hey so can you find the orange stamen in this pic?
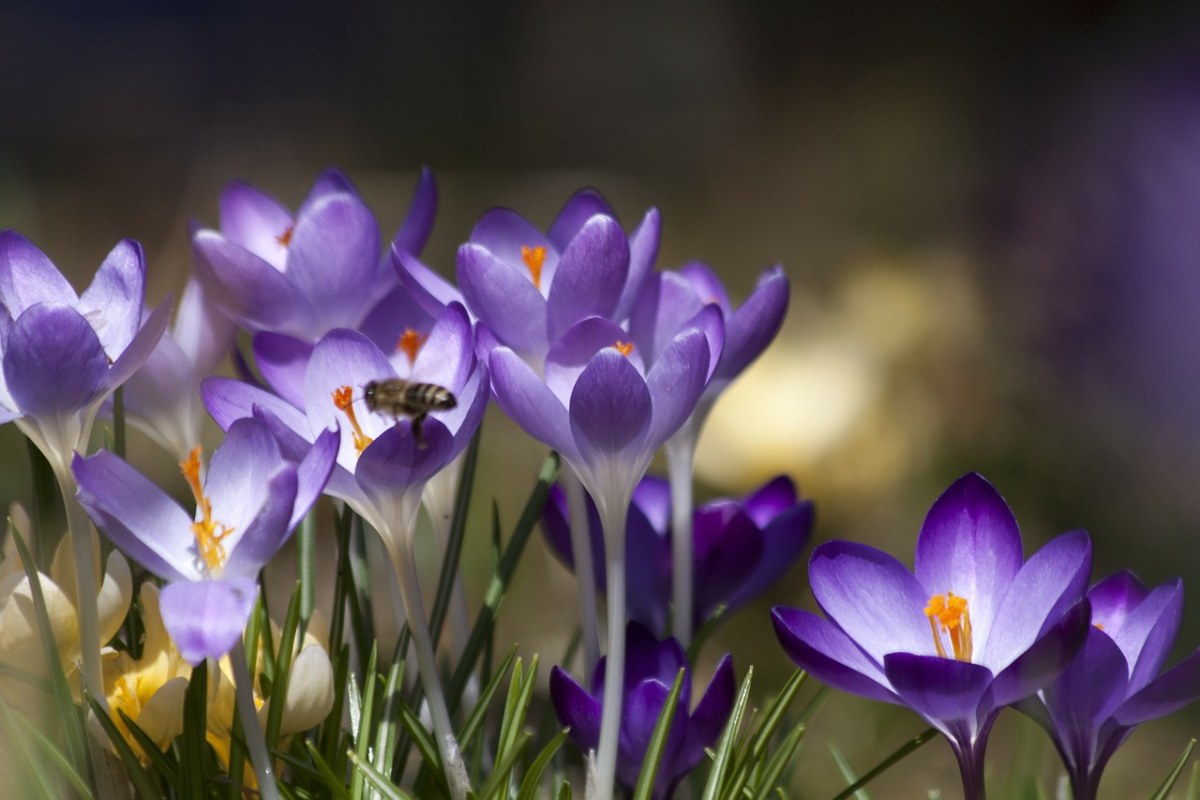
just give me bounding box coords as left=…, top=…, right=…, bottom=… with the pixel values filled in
left=333, top=385, right=374, bottom=455
left=924, top=591, right=973, bottom=662
left=396, top=328, right=425, bottom=366
left=521, top=245, right=547, bottom=290
left=276, top=226, right=294, bottom=247
left=614, top=341, right=634, bottom=357
left=180, top=447, right=235, bottom=573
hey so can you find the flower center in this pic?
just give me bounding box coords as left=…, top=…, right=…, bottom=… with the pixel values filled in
left=924, top=591, right=973, bottom=661
left=333, top=385, right=374, bottom=455
left=613, top=340, right=634, bottom=357
left=276, top=225, right=294, bottom=247
left=396, top=327, right=426, bottom=367
left=181, top=447, right=235, bottom=574
left=521, top=245, right=546, bottom=290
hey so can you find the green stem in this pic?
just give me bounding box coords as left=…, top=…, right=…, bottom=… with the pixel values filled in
left=562, top=466, right=601, bottom=671
left=593, top=494, right=630, bottom=800
left=664, top=431, right=697, bottom=646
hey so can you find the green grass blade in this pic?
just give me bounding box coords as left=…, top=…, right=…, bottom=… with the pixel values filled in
left=85, top=695, right=169, bottom=799
left=3, top=697, right=93, bottom=797
left=297, top=507, right=318, bottom=625
left=632, top=668, right=686, bottom=800
left=829, top=743, right=870, bottom=800
left=397, top=704, right=450, bottom=798
left=347, top=748, right=417, bottom=800
left=1187, top=758, right=1200, bottom=800
left=373, top=656, right=406, bottom=784
left=828, top=727, right=938, bottom=800
left=516, top=728, right=569, bottom=800
left=0, top=700, right=60, bottom=800
left=181, top=659, right=210, bottom=800
left=701, top=666, right=753, bottom=800
left=304, top=739, right=352, bottom=800
left=264, top=583, right=304, bottom=747
left=117, top=708, right=182, bottom=793
left=1150, top=737, right=1197, bottom=800
left=349, top=645, right=378, bottom=800
left=458, top=646, right=519, bottom=754
left=750, top=722, right=807, bottom=800
left=479, top=730, right=532, bottom=800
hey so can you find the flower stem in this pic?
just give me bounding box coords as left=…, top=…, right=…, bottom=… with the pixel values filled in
left=230, top=640, right=280, bottom=800
left=563, top=466, right=601, bottom=672
left=665, top=431, right=697, bottom=646
left=593, top=496, right=629, bottom=800
left=953, top=735, right=989, bottom=800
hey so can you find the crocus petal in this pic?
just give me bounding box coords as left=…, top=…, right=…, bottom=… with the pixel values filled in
left=545, top=316, right=640, bottom=406
left=569, top=349, right=652, bottom=464
left=770, top=606, right=897, bottom=703
left=692, top=503, right=762, bottom=619
left=809, top=540, right=932, bottom=660
left=620, top=678, right=685, bottom=792
left=201, top=376, right=311, bottom=437
left=286, top=192, right=382, bottom=333
left=261, top=645, right=335, bottom=735
left=645, top=321, right=716, bottom=445
left=193, top=231, right=305, bottom=331
left=884, top=652, right=995, bottom=735
left=680, top=654, right=736, bottom=765
left=137, top=676, right=189, bottom=748
left=218, top=181, right=293, bottom=263
left=469, top=208, right=559, bottom=289
left=457, top=243, right=547, bottom=360
left=630, top=272, right=706, bottom=368
left=393, top=249, right=465, bottom=318
left=915, top=473, right=1024, bottom=657
left=1114, top=648, right=1200, bottom=726
left=159, top=578, right=258, bottom=665
left=979, top=530, right=1091, bottom=668
left=355, top=422, right=452, bottom=512
left=101, top=300, right=172, bottom=397
left=989, top=598, right=1091, bottom=706
left=204, top=417, right=285, bottom=532
left=546, top=215, right=629, bottom=342
left=96, top=550, right=134, bottom=647
left=1087, top=571, right=1150, bottom=627
left=287, top=424, right=339, bottom=530
left=222, top=467, right=299, bottom=580
left=77, top=239, right=145, bottom=357
left=391, top=166, right=438, bottom=256
left=678, top=263, right=732, bottom=315
left=550, top=665, right=601, bottom=750
left=411, top=302, right=473, bottom=390
left=632, top=476, right=672, bottom=532
left=0, top=231, right=77, bottom=314
left=547, top=189, right=616, bottom=252
left=4, top=304, right=108, bottom=416
left=715, top=265, right=790, bottom=381
left=299, top=168, right=358, bottom=209
left=253, top=333, right=313, bottom=409
left=1118, top=580, right=1182, bottom=693
left=726, top=500, right=814, bottom=610
left=1037, top=628, right=1130, bottom=747
left=72, top=451, right=195, bottom=582
left=745, top=476, right=799, bottom=524
left=489, top=347, right=578, bottom=461
left=614, top=208, right=660, bottom=322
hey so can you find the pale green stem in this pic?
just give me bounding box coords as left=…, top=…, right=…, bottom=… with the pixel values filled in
left=562, top=466, right=601, bottom=672
left=664, top=431, right=697, bottom=646
left=593, top=497, right=629, bottom=800
left=389, top=518, right=470, bottom=800
left=229, top=641, right=280, bottom=800
left=427, top=509, right=471, bottom=661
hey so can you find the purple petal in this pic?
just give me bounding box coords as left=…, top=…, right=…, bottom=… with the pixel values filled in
left=692, top=502, right=763, bottom=620
left=644, top=322, right=715, bottom=446
left=569, top=349, right=652, bottom=463
left=632, top=475, right=672, bottom=533
left=489, top=347, right=577, bottom=460
left=1115, top=579, right=1182, bottom=693
left=550, top=665, right=601, bottom=750
left=744, top=476, right=799, bottom=526
left=546, top=216, right=630, bottom=342
left=171, top=277, right=236, bottom=376
left=204, top=417, right=285, bottom=535
left=299, top=168, right=359, bottom=210
left=218, top=181, right=293, bottom=265
left=1088, top=571, right=1150, bottom=627
left=726, top=500, right=814, bottom=610
left=1038, top=628, right=1130, bottom=749
left=355, top=421, right=452, bottom=508
left=915, top=473, right=1024, bottom=656
left=544, top=316, right=638, bottom=406
left=159, top=577, right=258, bottom=665
left=72, top=450, right=194, bottom=582
left=771, top=606, right=897, bottom=703
left=626, top=500, right=670, bottom=634
left=223, top=466, right=299, bottom=580
left=253, top=332, right=313, bottom=409
left=620, top=678, right=686, bottom=793
left=629, top=272, right=707, bottom=368
left=285, top=192, right=381, bottom=332
left=809, top=540, right=932, bottom=660
left=884, top=652, right=995, bottom=734
left=303, top=328, right=397, bottom=463
left=681, top=654, right=735, bottom=765
left=410, top=302, right=474, bottom=390
left=439, top=361, right=489, bottom=459
left=1115, top=648, right=1200, bottom=726
left=541, top=484, right=606, bottom=590
left=678, top=263, right=732, bottom=315
left=990, top=598, right=1092, bottom=706
left=614, top=208, right=660, bottom=322
left=980, top=530, right=1091, bottom=668
left=393, top=249, right=464, bottom=318
left=547, top=189, right=616, bottom=252
left=4, top=304, right=107, bottom=416
left=715, top=265, right=790, bottom=382
left=201, top=376, right=311, bottom=437
left=0, top=231, right=77, bottom=315
left=469, top=207, right=559, bottom=288
left=391, top=166, right=438, bottom=256
left=358, top=283, right=435, bottom=357
left=101, top=300, right=171, bottom=396
left=77, top=239, right=145, bottom=358
left=192, top=230, right=303, bottom=331
left=623, top=622, right=688, bottom=693
left=457, top=243, right=547, bottom=361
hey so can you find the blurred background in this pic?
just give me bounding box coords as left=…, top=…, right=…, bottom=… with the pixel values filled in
left=3, top=1, right=1200, bottom=795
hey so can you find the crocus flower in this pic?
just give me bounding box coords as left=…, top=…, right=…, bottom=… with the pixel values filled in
left=449, top=188, right=660, bottom=368
left=543, top=475, right=813, bottom=637
left=772, top=473, right=1093, bottom=799
left=1017, top=572, right=1200, bottom=800
left=72, top=414, right=337, bottom=664
left=550, top=622, right=734, bottom=800
left=192, top=168, right=435, bottom=340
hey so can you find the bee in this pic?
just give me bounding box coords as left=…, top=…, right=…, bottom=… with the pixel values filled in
left=363, top=378, right=457, bottom=448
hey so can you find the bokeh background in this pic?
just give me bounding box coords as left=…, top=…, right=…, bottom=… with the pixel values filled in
left=3, top=1, right=1200, bottom=796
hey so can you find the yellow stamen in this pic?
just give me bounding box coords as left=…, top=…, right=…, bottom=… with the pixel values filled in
left=924, top=591, right=973, bottom=662
left=396, top=328, right=425, bottom=366
left=521, top=245, right=547, bottom=290
left=276, top=225, right=294, bottom=247
left=614, top=340, right=634, bottom=357
left=181, top=447, right=235, bottom=573
left=333, top=386, right=374, bottom=455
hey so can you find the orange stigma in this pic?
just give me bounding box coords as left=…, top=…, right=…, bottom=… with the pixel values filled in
left=333, top=385, right=374, bottom=455
left=521, top=245, right=546, bottom=290
left=276, top=225, right=294, bottom=247
left=396, top=328, right=425, bottom=366
left=924, top=591, right=973, bottom=662
left=613, top=341, right=634, bottom=357
left=180, top=447, right=235, bottom=573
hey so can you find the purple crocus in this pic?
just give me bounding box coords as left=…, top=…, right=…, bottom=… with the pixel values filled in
left=550, top=622, right=734, bottom=800
left=72, top=414, right=337, bottom=664
left=192, top=168, right=435, bottom=340
left=543, top=475, right=813, bottom=637
left=772, top=474, right=1093, bottom=799
left=1017, top=572, right=1200, bottom=800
